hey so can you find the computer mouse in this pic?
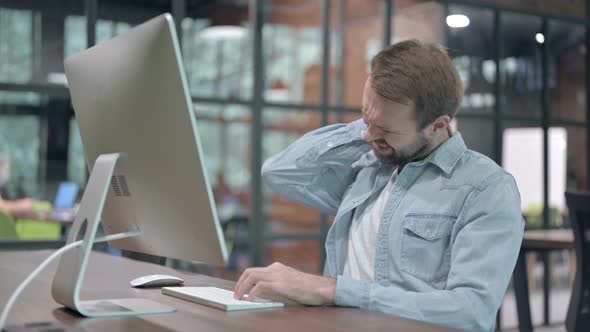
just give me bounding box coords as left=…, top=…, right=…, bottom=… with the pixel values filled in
left=130, top=274, right=185, bottom=288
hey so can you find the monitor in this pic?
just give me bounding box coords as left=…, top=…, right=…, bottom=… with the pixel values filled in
left=51, top=13, right=228, bottom=318
left=53, top=182, right=79, bottom=210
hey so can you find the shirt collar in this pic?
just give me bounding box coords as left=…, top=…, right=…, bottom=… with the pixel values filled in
left=415, top=131, right=467, bottom=175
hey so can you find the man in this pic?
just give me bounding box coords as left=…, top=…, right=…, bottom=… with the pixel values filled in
left=234, top=40, right=524, bottom=331
left=0, top=149, right=35, bottom=220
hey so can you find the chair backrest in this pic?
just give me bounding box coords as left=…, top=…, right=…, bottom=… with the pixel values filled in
left=0, top=209, right=19, bottom=240
left=565, top=191, right=590, bottom=332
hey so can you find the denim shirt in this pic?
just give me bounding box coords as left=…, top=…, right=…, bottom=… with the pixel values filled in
left=261, top=119, right=525, bottom=332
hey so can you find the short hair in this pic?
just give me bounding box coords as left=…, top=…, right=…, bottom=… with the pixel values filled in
left=370, top=39, right=463, bottom=129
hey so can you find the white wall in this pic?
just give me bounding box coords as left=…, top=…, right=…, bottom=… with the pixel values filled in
left=502, top=127, right=567, bottom=212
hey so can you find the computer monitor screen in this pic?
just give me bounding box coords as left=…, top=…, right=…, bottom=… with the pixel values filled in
left=53, top=182, right=79, bottom=210
left=64, top=13, right=227, bottom=266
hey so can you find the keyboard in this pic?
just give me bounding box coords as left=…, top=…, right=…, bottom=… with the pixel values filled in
left=162, top=286, right=284, bottom=312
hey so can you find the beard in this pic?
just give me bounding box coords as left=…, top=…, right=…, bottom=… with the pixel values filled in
left=372, top=133, right=431, bottom=166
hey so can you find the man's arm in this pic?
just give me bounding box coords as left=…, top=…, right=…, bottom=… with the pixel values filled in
left=234, top=172, right=523, bottom=331
left=0, top=197, right=35, bottom=219
left=335, top=172, right=524, bottom=331
left=262, top=118, right=370, bottom=215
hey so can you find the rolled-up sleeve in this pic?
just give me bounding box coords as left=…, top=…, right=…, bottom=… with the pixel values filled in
left=262, top=119, right=370, bottom=215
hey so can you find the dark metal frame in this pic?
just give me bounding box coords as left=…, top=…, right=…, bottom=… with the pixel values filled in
left=85, top=0, right=97, bottom=48
left=382, top=0, right=393, bottom=48
left=171, top=0, right=184, bottom=45
left=319, top=0, right=331, bottom=271
left=335, top=0, right=346, bottom=124
left=586, top=0, right=590, bottom=193
left=493, top=10, right=502, bottom=165
left=440, top=0, right=586, bottom=25
left=250, top=0, right=265, bottom=266
left=540, top=18, right=552, bottom=326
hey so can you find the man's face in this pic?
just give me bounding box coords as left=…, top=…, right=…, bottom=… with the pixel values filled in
left=361, top=78, right=431, bottom=165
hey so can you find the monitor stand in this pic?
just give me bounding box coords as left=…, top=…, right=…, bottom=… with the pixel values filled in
left=51, top=153, right=175, bottom=317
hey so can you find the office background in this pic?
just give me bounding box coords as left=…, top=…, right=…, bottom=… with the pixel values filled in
left=0, top=1, right=588, bottom=325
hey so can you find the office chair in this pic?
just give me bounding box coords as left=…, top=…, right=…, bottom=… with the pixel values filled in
left=564, top=191, right=590, bottom=332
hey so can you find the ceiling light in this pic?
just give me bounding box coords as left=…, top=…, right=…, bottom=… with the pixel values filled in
left=200, top=26, right=247, bottom=41
left=446, top=15, right=470, bottom=28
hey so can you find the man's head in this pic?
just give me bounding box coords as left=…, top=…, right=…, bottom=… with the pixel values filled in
left=362, top=39, right=463, bottom=165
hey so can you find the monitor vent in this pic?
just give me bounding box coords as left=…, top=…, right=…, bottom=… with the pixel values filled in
left=111, top=175, right=131, bottom=197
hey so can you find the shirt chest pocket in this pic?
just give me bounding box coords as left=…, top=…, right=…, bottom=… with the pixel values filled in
left=400, top=214, right=456, bottom=284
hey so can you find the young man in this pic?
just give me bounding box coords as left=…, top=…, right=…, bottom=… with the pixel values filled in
left=0, top=149, right=35, bottom=220
left=234, top=40, right=524, bottom=331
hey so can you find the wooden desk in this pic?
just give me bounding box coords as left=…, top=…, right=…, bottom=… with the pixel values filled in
left=0, top=250, right=457, bottom=332
left=522, top=229, right=574, bottom=250
left=514, top=229, right=574, bottom=332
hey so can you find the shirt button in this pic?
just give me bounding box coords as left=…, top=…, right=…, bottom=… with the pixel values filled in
left=353, top=200, right=358, bottom=205
left=327, top=142, right=334, bottom=147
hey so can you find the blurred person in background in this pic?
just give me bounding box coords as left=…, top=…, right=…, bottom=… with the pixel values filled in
left=0, top=148, right=35, bottom=219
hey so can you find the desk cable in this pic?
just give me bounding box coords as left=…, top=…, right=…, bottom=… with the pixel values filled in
left=0, top=230, right=142, bottom=330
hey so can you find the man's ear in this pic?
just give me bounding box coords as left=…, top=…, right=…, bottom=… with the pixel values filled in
left=429, top=115, right=451, bottom=136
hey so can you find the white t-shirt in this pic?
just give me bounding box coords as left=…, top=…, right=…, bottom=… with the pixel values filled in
left=343, top=169, right=398, bottom=281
